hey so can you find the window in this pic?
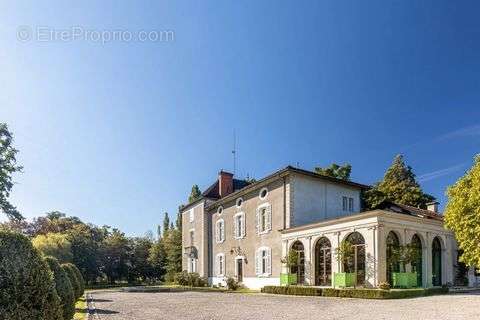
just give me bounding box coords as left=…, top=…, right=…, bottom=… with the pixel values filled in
left=236, top=197, right=244, bottom=208
left=189, top=229, right=195, bottom=245
left=216, top=253, right=225, bottom=276
left=259, top=187, right=268, bottom=200
left=342, top=196, right=354, bottom=212
left=188, top=257, right=196, bottom=273
left=217, top=206, right=223, bottom=215
left=189, top=209, right=194, bottom=222
left=215, top=219, right=225, bottom=243
left=255, top=247, right=271, bottom=276
left=256, top=203, right=272, bottom=234
left=234, top=212, right=245, bottom=239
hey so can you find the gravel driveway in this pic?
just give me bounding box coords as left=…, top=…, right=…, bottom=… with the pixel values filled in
left=87, top=290, right=480, bottom=320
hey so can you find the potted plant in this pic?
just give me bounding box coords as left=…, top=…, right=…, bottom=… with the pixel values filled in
left=391, top=244, right=420, bottom=288
left=333, top=241, right=356, bottom=288
left=280, top=250, right=299, bottom=285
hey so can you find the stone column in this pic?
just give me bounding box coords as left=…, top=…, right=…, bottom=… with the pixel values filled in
left=281, top=239, right=289, bottom=275
left=424, top=232, right=432, bottom=288
left=331, top=232, right=341, bottom=287
left=376, top=225, right=387, bottom=285
left=363, top=228, right=376, bottom=288
left=303, top=237, right=312, bottom=285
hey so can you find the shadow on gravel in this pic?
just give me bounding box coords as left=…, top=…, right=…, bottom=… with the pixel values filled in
left=90, top=298, right=113, bottom=302
left=94, top=309, right=119, bottom=315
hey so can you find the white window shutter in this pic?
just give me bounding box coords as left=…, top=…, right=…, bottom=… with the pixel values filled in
left=265, top=205, right=272, bottom=231
left=241, top=215, right=245, bottom=237
left=215, top=222, right=219, bottom=242
left=234, top=216, right=238, bottom=238
left=266, top=248, right=272, bottom=275
left=255, top=208, right=260, bottom=234
left=255, top=250, right=261, bottom=275
left=215, top=255, right=219, bottom=275
left=221, top=221, right=225, bottom=241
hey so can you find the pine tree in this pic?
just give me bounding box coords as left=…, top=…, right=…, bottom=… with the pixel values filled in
left=188, top=185, right=202, bottom=203
left=364, top=155, right=435, bottom=209
left=162, top=212, right=170, bottom=237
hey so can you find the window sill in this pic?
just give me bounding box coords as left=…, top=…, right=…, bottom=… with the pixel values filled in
left=257, top=230, right=271, bottom=235
left=234, top=236, right=246, bottom=240
left=256, top=274, right=271, bottom=278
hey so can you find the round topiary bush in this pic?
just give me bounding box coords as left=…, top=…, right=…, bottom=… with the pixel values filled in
left=62, top=263, right=81, bottom=300
left=0, top=230, right=62, bottom=320
left=71, top=264, right=85, bottom=296
left=45, top=256, right=75, bottom=320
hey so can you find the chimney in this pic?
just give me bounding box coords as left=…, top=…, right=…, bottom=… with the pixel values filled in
left=427, top=201, right=439, bottom=213
left=218, top=170, right=234, bottom=198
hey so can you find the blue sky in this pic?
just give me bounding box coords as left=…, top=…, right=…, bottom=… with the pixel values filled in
left=1, top=1, right=479, bottom=236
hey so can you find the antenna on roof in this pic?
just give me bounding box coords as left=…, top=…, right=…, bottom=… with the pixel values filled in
left=232, top=129, right=237, bottom=175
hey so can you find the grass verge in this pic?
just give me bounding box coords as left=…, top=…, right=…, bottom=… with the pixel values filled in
left=73, top=296, right=88, bottom=320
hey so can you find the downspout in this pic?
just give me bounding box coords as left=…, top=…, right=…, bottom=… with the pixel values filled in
left=283, top=176, right=287, bottom=230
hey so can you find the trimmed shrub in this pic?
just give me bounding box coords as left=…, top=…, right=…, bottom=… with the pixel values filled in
left=45, top=256, right=75, bottom=320
left=0, top=230, right=62, bottom=320
left=174, top=271, right=207, bottom=287
left=261, top=286, right=323, bottom=296
left=62, top=263, right=81, bottom=299
left=262, top=286, right=449, bottom=299
left=70, top=264, right=85, bottom=296
left=226, top=277, right=239, bottom=291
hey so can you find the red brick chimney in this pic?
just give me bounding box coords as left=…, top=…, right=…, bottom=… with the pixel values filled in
left=218, top=170, right=234, bottom=198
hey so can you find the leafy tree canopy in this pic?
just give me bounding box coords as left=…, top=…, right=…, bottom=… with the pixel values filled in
left=188, top=184, right=202, bottom=203
left=363, top=155, right=435, bottom=209
left=32, top=232, right=73, bottom=263
left=315, top=163, right=352, bottom=181
left=445, top=155, right=480, bottom=267
left=0, top=123, right=23, bottom=220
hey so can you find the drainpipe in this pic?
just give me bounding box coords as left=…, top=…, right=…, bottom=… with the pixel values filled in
left=283, top=177, right=287, bottom=230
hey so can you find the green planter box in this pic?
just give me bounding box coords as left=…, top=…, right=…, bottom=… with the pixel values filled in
left=392, top=272, right=417, bottom=288
left=333, top=273, right=356, bottom=288
left=280, top=273, right=297, bottom=286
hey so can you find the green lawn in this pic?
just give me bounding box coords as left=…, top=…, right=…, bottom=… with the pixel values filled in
left=73, top=296, right=88, bottom=320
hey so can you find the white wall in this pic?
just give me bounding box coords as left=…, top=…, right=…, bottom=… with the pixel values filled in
left=291, top=173, right=362, bottom=226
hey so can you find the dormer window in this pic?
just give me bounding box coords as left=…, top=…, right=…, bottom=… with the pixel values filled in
left=236, top=197, right=244, bottom=208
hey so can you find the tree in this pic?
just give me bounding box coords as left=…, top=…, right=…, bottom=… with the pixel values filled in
left=444, top=155, right=480, bottom=267
left=163, top=227, right=182, bottom=282
left=129, top=237, right=154, bottom=282
left=162, top=212, right=170, bottom=237
left=188, top=184, right=202, bottom=203
left=44, top=256, right=75, bottom=320
left=0, top=231, right=62, bottom=320
left=32, top=232, right=73, bottom=263
left=0, top=123, right=23, bottom=220
left=315, top=163, right=352, bottom=180
left=99, top=228, right=130, bottom=284
left=363, top=155, right=435, bottom=209
left=148, top=238, right=167, bottom=280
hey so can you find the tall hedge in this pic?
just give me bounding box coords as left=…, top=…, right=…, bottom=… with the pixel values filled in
left=45, top=256, right=75, bottom=320
left=70, top=264, right=85, bottom=296
left=62, top=263, right=81, bottom=300
left=0, top=231, right=62, bottom=320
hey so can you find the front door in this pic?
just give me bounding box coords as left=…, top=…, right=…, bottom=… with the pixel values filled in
left=236, top=259, right=243, bottom=282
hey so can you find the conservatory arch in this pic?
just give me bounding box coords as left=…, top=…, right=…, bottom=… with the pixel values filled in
left=410, top=234, right=423, bottom=287
left=386, top=231, right=400, bottom=285
left=314, top=237, right=332, bottom=286
left=432, top=237, right=443, bottom=286
left=290, top=240, right=305, bottom=284
left=343, top=232, right=366, bottom=286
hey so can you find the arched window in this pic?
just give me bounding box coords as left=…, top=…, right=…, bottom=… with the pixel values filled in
left=411, top=234, right=423, bottom=287
left=344, top=232, right=366, bottom=286
left=290, top=241, right=305, bottom=284
left=315, top=237, right=332, bottom=286
left=432, top=237, right=442, bottom=286
left=386, top=231, right=400, bottom=285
